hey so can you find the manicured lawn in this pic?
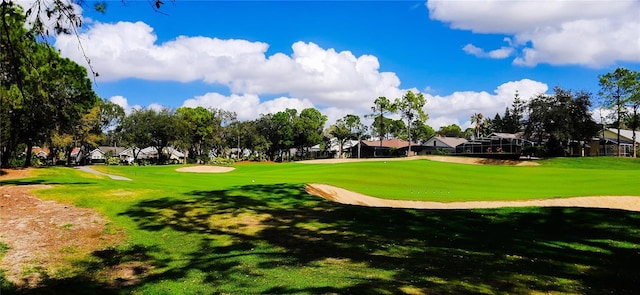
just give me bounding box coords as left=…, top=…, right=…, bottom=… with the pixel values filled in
left=1, top=157, right=640, bottom=294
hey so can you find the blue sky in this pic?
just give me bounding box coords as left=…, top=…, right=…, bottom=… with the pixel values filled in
left=31, top=0, right=640, bottom=128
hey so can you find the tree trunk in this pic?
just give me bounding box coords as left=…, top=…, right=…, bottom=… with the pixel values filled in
left=407, top=119, right=411, bottom=156
left=358, top=135, right=362, bottom=159
left=633, top=130, right=637, bottom=158
left=23, top=141, right=33, bottom=167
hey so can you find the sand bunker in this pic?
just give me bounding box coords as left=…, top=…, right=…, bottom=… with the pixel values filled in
left=176, top=166, right=235, bottom=173
left=299, top=155, right=539, bottom=166
left=306, top=184, right=640, bottom=212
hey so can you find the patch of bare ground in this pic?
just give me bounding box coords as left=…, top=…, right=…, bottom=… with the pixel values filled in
left=306, top=184, right=640, bottom=212
left=0, top=168, right=34, bottom=180
left=0, top=169, right=136, bottom=289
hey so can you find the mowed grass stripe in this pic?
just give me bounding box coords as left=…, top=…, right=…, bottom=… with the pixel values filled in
left=88, top=158, right=640, bottom=202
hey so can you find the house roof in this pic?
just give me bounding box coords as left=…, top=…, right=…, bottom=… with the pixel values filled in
left=70, top=147, right=81, bottom=156
left=488, top=132, right=521, bottom=139
left=90, top=148, right=105, bottom=155
left=311, top=138, right=359, bottom=152
left=362, top=138, right=410, bottom=149
left=164, top=147, right=185, bottom=158
left=32, top=146, right=50, bottom=157
left=98, top=146, right=126, bottom=155
left=428, top=136, right=467, bottom=148
left=606, top=128, right=640, bottom=143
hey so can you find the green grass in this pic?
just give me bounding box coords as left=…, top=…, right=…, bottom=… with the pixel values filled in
left=1, top=157, right=640, bottom=294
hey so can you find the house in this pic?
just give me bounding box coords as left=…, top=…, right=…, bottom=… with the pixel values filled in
left=98, top=146, right=126, bottom=158
left=350, top=138, right=411, bottom=158
left=422, top=136, right=468, bottom=154
left=455, top=132, right=530, bottom=159
left=119, top=147, right=148, bottom=164
left=590, top=128, right=640, bottom=156
left=69, top=147, right=84, bottom=165
left=310, top=138, right=359, bottom=158
left=164, top=147, right=185, bottom=163
left=88, top=148, right=106, bottom=163
left=119, top=146, right=185, bottom=164
left=31, top=146, right=50, bottom=160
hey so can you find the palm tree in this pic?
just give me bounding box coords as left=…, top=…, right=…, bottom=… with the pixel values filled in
left=471, top=113, right=484, bottom=139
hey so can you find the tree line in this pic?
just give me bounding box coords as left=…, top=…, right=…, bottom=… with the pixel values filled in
left=3, top=2, right=639, bottom=167
left=467, top=68, right=639, bottom=157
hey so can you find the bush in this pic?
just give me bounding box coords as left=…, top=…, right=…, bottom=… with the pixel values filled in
left=210, top=157, right=235, bottom=166
left=434, top=148, right=449, bottom=155
left=107, top=157, right=121, bottom=166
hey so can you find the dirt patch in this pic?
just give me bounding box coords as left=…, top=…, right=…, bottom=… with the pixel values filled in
left=0, top=173, right=127, bottom=288
left=176, top=165, right=236, bottom=173
left=298, top=155, right=539, bottom=166
left=306, top=183, right=640, bottom=212
left=0, top=168, right=34, bottom=180
left=426, top=155, right=539, bottom=166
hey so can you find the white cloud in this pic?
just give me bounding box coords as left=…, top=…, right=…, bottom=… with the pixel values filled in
left=463, top=43, right=514, bottom=59
left=424, top=79, right=549, bottom=129
left=54, top=16, right=558, bottom=132
left=55, top=21, right=402, bottom=110
left=427, top=0, right=640, bottom=67
left=182, top=93, right=316, bottom=121
left=109, top=95, right=141, bottom=114
left=147, top=103, right=165, bottom=112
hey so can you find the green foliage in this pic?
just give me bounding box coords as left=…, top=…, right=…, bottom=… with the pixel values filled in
left=0, top=3, right=99, bottom=168
left=524, top=87, right=598, bottom=156
left=437, top=124, right=463, bottom=137
left=210, top=157, right=235, bottom=166
left=106, top=156, right=121, bottom=166
left=368, top=96, right=395, bottom=141
left=599, top=67, right=638, bottom=126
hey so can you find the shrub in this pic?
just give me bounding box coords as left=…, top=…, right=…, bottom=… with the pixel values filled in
left=107, top=157, right=121, bottom=166
left=210, top=157, right=235, bottom=166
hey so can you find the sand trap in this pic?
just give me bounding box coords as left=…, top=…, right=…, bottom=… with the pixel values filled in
left=176, top=166, right=235, bottom=173
left=306, top=183, right=640, bottom=212
left=298, top=155, right=539, bottom=166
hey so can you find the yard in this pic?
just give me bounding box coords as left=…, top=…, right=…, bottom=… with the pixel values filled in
left=1, top=156, right=640, bottom=294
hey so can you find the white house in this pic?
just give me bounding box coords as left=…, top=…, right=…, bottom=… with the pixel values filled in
left=310, top=138, right=359, bottom=158
left=423, top=136, right=468, bottom=153
left=591, top=128, right=640, bottom=156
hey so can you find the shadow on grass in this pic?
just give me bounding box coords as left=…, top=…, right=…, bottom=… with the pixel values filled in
left=0, top=179, right=95, bottom=186
left=4, top=183, right=640, bottom=294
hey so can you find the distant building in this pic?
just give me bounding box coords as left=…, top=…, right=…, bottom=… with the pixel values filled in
left=456, top=132, right=531, bottom=159
left=422, top=136, right=468, bottom=154
left=590, top=128, right=640, bottom=156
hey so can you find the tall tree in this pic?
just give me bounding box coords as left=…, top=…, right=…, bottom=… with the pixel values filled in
left=395, top=91, right=427, bottom=155
left=120, top=109, right=155, bottom=162
left=368, top=96, right=395, bottom=147
left=1, top=3, right=98, bottom=167
left=329, top=120, right=351, bottom=159
left=437, top=124, right=463, bottom=137
left=470, top=113, right=484, bottom=139
left=271, top=109, right=297, bottom=161
left=524, top=87, right=598, bottom=156
left=149, top=108, right=179, bottom=163
left=618, top=70, right=640, bottom=157
left=504, top=91, right=525, bottom=133
left=343, top=114, right=368, bottom=158
left=295, top=108, right=327, bottom=157
left=175, top=106, right=215, bottom=162
left=599, top=67, right=638, bottom=156
left=410, top=120, right=435, bottom=144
